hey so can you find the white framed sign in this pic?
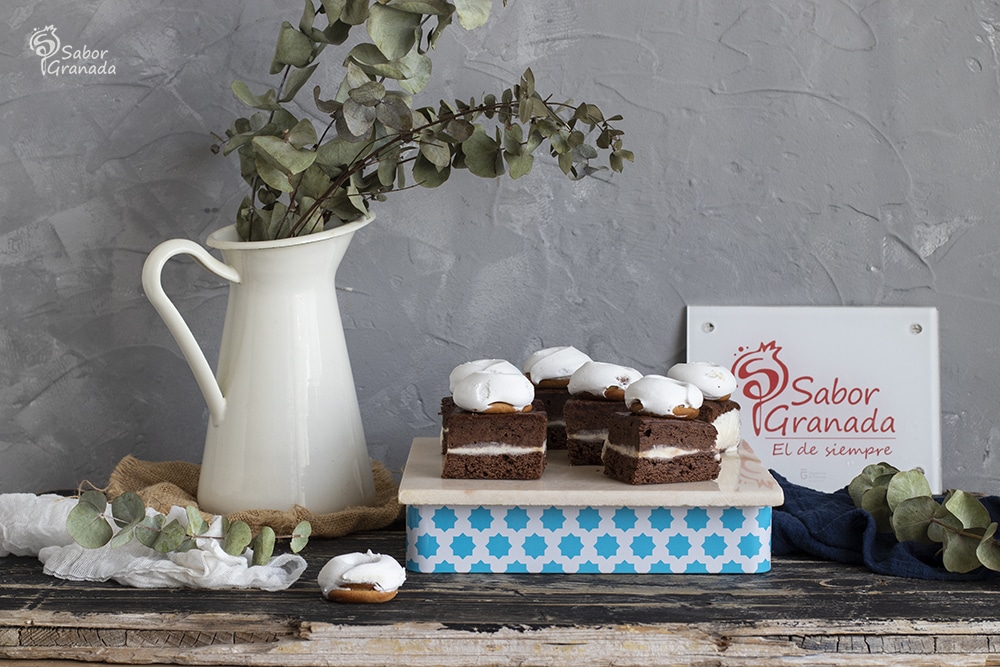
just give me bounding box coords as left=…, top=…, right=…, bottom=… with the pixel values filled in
left=686, top=306, right=941, bottom=493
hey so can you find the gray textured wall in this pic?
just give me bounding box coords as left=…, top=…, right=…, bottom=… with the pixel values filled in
left=2, top=1, right=999, bottom=494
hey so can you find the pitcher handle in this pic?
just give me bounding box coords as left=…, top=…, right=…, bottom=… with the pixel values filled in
left=141, top=239, right=241, bottom=427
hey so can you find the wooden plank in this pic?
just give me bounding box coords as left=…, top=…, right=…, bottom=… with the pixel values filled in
left=4, top=530, right=1000, bottom=664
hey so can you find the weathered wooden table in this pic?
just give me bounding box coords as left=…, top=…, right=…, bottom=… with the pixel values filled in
left=2, top=527, right=999, bottom=666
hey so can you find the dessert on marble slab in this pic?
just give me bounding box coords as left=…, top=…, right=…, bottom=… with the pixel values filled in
left=520, top=346, right=592, bottom=450
left=563, top=361, right=642, bottom=466
left=440, top=360, right=547, bottom=480
left=667, top=361, right=742, bottom=452
left=603, top=374, right=721, bottom=485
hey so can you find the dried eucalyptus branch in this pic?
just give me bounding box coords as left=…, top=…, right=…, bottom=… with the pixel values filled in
left=849, top=462, right=1000, bottom=573
left=213, top=0, right=632, bottom=241
left=66, top=490, right=311, bottom=566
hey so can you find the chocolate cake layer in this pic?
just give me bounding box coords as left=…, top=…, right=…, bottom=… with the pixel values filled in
left=440, top=399, right=547, bottom=479
left=606, top=413, right=718, bottom=453
left=602, top=446, right=720, bottom=485
left=533, top=386, right=570, bottom=450
left=441, top=451, right=546, bottom=480
left=564, top=398, right=628, bottom=466
left=603, top=412, right=720, bottom=485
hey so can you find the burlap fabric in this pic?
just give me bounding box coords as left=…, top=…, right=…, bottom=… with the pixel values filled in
left=106, top=456, right=403, bottom=537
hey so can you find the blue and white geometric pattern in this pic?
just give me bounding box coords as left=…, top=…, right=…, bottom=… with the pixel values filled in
left=406, top=504, right=772, bottom=574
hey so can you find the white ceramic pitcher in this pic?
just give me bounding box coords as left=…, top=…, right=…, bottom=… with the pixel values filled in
left=141, top=216, right=377, bottom=515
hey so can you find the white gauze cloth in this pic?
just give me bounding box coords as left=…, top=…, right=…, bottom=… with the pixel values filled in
left=0, top=493, right=306, bottom=590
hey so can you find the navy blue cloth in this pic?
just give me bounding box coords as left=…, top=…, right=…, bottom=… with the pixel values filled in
left=770, top=470, right=1000, bottom=580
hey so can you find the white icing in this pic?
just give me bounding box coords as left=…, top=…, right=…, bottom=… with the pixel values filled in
left=711, top=408, right=742, bottom=451
left=318, top=550, right=406, bottom=595
left=666, top=362, right=737, bottom=400
left=449, top=359, right=522, bottom=392
left=624, top=374, right=703, bottom=417
left=452, top=370, right=534, bottom=413
left=522, top=346, right=592, bottom=383
left=603, top=440, right=721, bottom=461
left=447, top=443, right=546, bottom=455
left=568, top=361, right=642, bottom=398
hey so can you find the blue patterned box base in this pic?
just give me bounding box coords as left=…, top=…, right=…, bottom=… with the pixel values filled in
left=406, top=504, right=772, bottom=574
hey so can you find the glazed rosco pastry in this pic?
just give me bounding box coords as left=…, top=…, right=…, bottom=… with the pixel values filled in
left=604, top=374, right=721, bottom=485
left=521, top=346, right=592, bottom=450
left=563, top=361, right=642, bottom=466
left=667, top=362, right=742, bottom=452
left=319, top=551, right=406, bottom=603
left=440, top=360, right=547, bottom=480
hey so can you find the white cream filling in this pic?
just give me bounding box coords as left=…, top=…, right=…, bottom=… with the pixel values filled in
left=447, top=442, right=546, bottom=456
left=712, top=409, right=741, bottom=451
left=567, top=429, right=609, bottom=443
left=603, top=440, right=721, bottom=461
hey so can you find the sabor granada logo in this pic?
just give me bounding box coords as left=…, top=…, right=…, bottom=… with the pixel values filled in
left=28, top=25, right=117, bottom=77
left=731, top=341, right=896, bottom=461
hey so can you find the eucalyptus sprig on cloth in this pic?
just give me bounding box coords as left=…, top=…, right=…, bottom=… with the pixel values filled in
left=849, top=462, right=1000, bottom=573
left=213, top=0, right=632, bottom=241
left=66, top=490, right=311, bottom=566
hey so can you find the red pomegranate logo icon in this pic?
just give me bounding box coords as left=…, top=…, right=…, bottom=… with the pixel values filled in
left=732, top=341, right=789, bottom=436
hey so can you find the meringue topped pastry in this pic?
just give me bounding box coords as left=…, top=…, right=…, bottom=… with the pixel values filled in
left=624, top=374, right=704, bottom=419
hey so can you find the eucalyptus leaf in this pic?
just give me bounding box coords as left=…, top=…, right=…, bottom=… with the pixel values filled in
left=109, top=518, right=141, bottom=549
left=860, top=485, right=893, bottom=533
left=280, top=64, right=320, bottom=103
left=286, top=118, right=319, bottom=149
left=375, top=94, right=412, bottom=131
left=349, top=80, right=386, bottom=106
left=253, top=135, right=318, bottom=175
left=290, top=521, right=312, bottom=553
left=367, top=4, right=421, bottom=60
left=942, top=527, right=986, bottom=574
left=251, top=527, right=277, bottom=566
left=396, top=48, right=432, bottom=94
left=976, top=523, right=1000, bottom=571
left=271, top=22, right=315, bottom=74
left=413, top=152, right=450, bottom=187
left=505, top=150, right=533, bottom=179
left=890, top=495, right=938, bottom=544
left=885, top=469, right=932, bottom=513
left=134, top=514, right=166, bottom=549
left=419, top=134, right=451, bottom=168
left=149, top=519, right=187, bottom=554
left=453, top=0, right=492, bottom=30
left=340, top=0, right=370, bottom=25
left=223, top=520, right=253, bottom=556
left=342, top=98, right=378, bottom=137
left=944, top=490, right=992, bottom=530
left=345, top=43, right=409, bottom=80
left=67, top=493, right=113, bottom=549
left=231, top=80, right=281, bottom=111
left=111, top=492, right=146, bottom=528
left=319, top=0, right=347, bottom=22
left=254, top=153, right=294, bottom=192
left=461, top=125, right=502, bottom=178
left=185, top=506, right=207, bottom=537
